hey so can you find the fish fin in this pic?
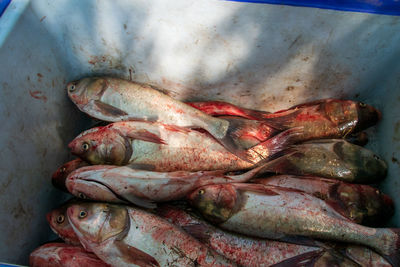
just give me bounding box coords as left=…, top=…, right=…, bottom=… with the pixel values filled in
left=259, top=109, right=303, bottom=130
left=287, top=98, right=332, bottom=109
left=271, top=250, right=324, bottom=267
left=162, top=124, right=191, bottom=134
left=248, top=127, right=304, bottom=162
left=181, top=223, right=212, bottom=244
left=126, top=129, right=166, bottom=145
left=380, top=228, right=400, bottom=267
left=114, top=240, right=160, bottom=267
left=187, top=101, right=271, bottom=120
left=92, top=100, right=129, bottom=117
left=120, top=193, right=157, bottom=209
left=232, top=183, right=281, bottom=196
left=127, top=163, right=156, bottom=171
left=212, top=117, right=263, bottom=163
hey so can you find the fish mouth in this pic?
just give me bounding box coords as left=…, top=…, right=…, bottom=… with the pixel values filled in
left=45, top=212, right=53, bottom=225
left=51, top=172, right=69, bottom=192
left=354, top=103, right=381, bottom=132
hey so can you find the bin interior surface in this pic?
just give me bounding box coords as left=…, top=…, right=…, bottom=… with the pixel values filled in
left=0, top=0, right=399, bottom=264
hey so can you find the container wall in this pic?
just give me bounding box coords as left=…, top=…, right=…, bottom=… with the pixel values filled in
left=0, top=0, right=399, bottom=264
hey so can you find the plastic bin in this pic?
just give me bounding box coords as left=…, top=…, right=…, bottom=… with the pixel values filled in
left=0, top=0, right=399, bottom=265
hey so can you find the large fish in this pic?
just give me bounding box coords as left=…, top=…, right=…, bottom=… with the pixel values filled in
left=68, top=121, right=301, bottom=171
left=29, top=243, right=110, bottom=267
left=67, top=77, right=266, bottom=160
left=156, top=204, right=327, bottom=266
left=52, top=159, right=90, bottom=192
left=187, top=183, right=400, bottom=265
left=256, top=139, right=387, bottom=183
left=189, top=101, right=370, bottom=147
left=189, top=99, right=381, bottom=141
left=47, top=201, right=82, bottom=246
left=67, top=202, right=236, bottom=266
left=65, top=164, right=265, bottom=208
left=253, top=175, right=394, bottom=226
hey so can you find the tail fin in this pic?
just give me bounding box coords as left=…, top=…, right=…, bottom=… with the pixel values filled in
left=247, top=127, right=304, bottom=164
left=209, top=117, right=278, bottom=162
left=379, top=228, right=400, bottom=267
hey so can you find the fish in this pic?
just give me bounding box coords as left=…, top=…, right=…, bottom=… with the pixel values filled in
left=46, top=200, right=82, bottom=246
left=52, top=159, right=90, bottom=192
left=68, top=121, right=301, bottom=172
left=189, top=101, right=371, bottom=147
left=256, top=139, right=387, bottom=183
left=29, top=243, right=110, bottom=267
left=156, top=204, right=327, bottom=266
left=187, top=183, right=400, bottom=265
left=253, top=175, right=394, bottom=226
left=65, top=164, right=265, bottom=208
left=67, top=202, right=236, bottom=266
left=67, top=76, right=269, bottom=160
left=186, top=101, right=270, bottom=120
left=189, top=99, right=381, bottom=141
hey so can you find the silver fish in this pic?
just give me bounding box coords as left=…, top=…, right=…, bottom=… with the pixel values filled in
left=67, top=202, right=235, bottom=266
left=67, top=76, right=266, bottom=160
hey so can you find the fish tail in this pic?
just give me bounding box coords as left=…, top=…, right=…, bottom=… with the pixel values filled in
left=377, top=228, right=400, bottom=266
left=210, top=116, right=303, bottom=163
left=206, top=117, right=264, bottom=162
left=247, top=127, right=304, bottom=164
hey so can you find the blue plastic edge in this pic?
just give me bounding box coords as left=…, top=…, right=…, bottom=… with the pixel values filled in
left=0, top=0, right=11, bottom=17
left=226, top=0, right=400, bottom=16
left=0, top=264, right=26, bottom=267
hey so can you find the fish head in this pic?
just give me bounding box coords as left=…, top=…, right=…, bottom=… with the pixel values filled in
left=68, top=126, right=132, bottom=165
left=52, top=159, right=89, bottom=192
left=46, top=203, right=81, bottom=245
left=354, top=101, right=381, bottom=132
left=336, top=183, right=394, bottom=225
left=66, top=167, right=124, bottom=203
left=333, top=140, right=387, bottom=181
left=187, top=184, right=238, bottom=224
left=67, top=77, right=107, bottom=107
left=67, top=202, right=129, bottom=246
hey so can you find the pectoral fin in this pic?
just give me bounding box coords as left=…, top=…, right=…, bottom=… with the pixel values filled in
left=120, top=193, right=157, bottom=209
left=114, top=240, right=160, bottom=267
left=82, top=100, right=129, bottom=121
left=93, top=100, right=129, bottom=117
left=126, top=129, right=166, bottom=145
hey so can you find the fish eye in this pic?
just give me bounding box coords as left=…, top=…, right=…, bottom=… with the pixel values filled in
left=198, top=189, right=205, bottom=195
left=78, top=192, right=87, bottom=199
left=78, top=210, right=87, bottom=219
left=56, top=214, right=65, bottom=224
left=82, top=142, right=90, bottom=151
left=359, top=102, right=367, bottom=108
left=60, top=167, right=66, bottom=173
left=68, top=83, right=76, bottom=92
left=373, top=155, right=380, bottom=160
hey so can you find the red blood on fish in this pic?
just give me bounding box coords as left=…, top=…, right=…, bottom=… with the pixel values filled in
left=29, top=243, right=110, bottom=267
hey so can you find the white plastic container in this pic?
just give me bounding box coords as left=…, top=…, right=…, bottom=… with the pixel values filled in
left=0, top=0, right=399, bottom=265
